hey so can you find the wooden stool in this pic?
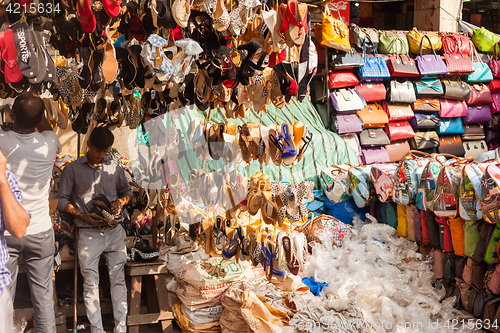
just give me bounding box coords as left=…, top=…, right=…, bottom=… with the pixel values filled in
left=126, top=260, right=174, bottom=333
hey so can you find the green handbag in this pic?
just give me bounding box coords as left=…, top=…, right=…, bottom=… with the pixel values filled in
left=472, top=28, right=500, bottom=54
left=378, top=31, right=409, bottom=55
left=464, top=220, right=480, bottom=258
left=485, top=223, right=500, bottom=264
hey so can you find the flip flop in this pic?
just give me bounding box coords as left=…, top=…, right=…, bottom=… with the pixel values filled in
left=33, top=31, right=56, bottom=83
left=0, top=30, right=22, bottom=84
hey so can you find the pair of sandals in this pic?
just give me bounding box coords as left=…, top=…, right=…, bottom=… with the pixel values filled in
left=276, top=0, right=309, bottom=48
left=269, top=121, right=312, bottom=167
left=94, top=98, right=124, bottom=129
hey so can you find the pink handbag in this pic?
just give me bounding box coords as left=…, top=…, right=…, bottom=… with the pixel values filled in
left=492, top=93, right=500, bottom=114
left=370, top=163, right=397, bottom=202
left=489, top=42, right=500, bottom=79
left=489, top=264, right=500, bottom=295
left=439, top=99, right=467, bottom=117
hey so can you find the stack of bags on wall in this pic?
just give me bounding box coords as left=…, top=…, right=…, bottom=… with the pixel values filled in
left=320, top=153, right=500, bottom=322
left=313, top=24, right=500, bottom=162
left=173, top=257, right=255, bottom=332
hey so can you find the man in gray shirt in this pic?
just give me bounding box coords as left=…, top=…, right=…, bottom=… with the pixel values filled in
left=57, top=127, right=132, bottom=333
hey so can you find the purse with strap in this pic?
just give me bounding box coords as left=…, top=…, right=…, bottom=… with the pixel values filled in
left=384, top=102, right=414, bottom=121
left=393, top=151, right=434, bottom=205
left=371, top=163, right=398, bottom=203
left=465, top=43, right=494, bottom=83
left=463, top=140, right=488, bottom=159
left=492, top=93, right=500, bottom=113
left=385, top=121, right=415, bottom=141
left=331, top=48, right=364, bottom=69
left=441, top=33, right=472, bottom=55
left=378, top=31, right=408, bottom=54
left=328, top=71, right=359, bottom=89
left=472, top=27, right=500, bottom=54
left=407, top=28, right=442, bottom=54
left=410, top=131, right=440, bottom=150
left=462, top=123, right=485, bottom=140
left=358, top=35, right=391, bottom=82
left=389, top=80, right=416, bottom=103
left=320, top=5, right=351, bottom=52
left=412, top=98, right=441, bottom=112
left=444, top=53, right=475, bottom=75
left=415, top=78, right=444, bottom=96
left=433, top=159, right=468, bottom=216
left=410, top=112, right=441, bottom=129
left=362, top=147, right=390, bottom=165
left=334, top=114, right=363, bottom=134
left=348, top=165, right=376, bottom=208
left=465, top=105, right=492, bottom=124
left=357, top=103, right=388, bottom=128
left=442, top=79, right=471, bottom=100
left=329, top=88, right=366, bottom=114
left=387, top=54, right=420, bottom=77
left=359, top=128, right=390, bottom=147
left=348, top=24, right=378, bottom=53
left=481, top=165, right=500, bottom=224
left=438, top=136, right=466, bottom=156
left=439, top=99, right=467, bottom=117
left=460, top=163, right=490, bottom=221
left=438, top=117, right=465, bottom=135
left=386, top=140, right=410, bottom=162
left=467, top=83, right=494, bottom=105
left=320, top=165, right=352, bottom=203
left=489, top=42, right=500, bottom=78
left=416, top=35, right=448, bottom=76
left=354, top=82, right=386, bottom=102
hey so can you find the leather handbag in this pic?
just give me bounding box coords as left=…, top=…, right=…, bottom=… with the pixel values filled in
left=329, top=88, right=367, bottom=114
left=349, top=24, right=378, bottom=53
left=437, top=117, right=465, bottom=135
left=444, top=53, right=475, bottom=75
left=329, top=71, right=360, bottom=89
left=487, top=113, right=500, bottom=130
left=441, top=33, right=472, bottom=55
left=331, top=49, right=364, bottom=69
left=320, top=5, right=351, bottom=52
left=386, top=140, right=411, bottom=162
left=467, top=83, right=494, bottom=105
left=359, top=128, right=390, bottom=147
left=465, top=44, right=494, bottom=83
left=385, top=121, right=415, bottom=141
left=334, top=114, right=363, bottom=134
left=362, top=147, right=390, bottom=164
left=341, top=133, right=362, bottom=156
left=383, top=102, right=414, bottom=121
left=412, top=98, right=441, bottom=112
left=492, top=93, right=500, bottom=113
left=462, top=123, right=485, bottom=140
left=378, top=32, right=409, bottom=55
left=408, top=28, right=442, bottom=54
left=387, top=54, right=420, bottom=77
left=410, top=131, right=440, bottom=150
left=472, top=27, right=500, bottom=54
left=410, top=112, right=441, bottom=129
left=416, top=35, right=448, bottom=76
left=355, top=82, right=386, bottom=102
left=490, top=80, right=500, bottom=93
left=489, top=42, right=500, bottom=78
left=438, top=136, right=466, bottom=156
left=389, top=80, right=416, bottom=103
left=415, top=78, right=444, bottom=96
left=358, top=36, right=391, bottom=82
left=442, top=79, right=471, bottom=100
left=357, top=103, right=388, bottom=128
left=463, top=140, right=488, bottom=159
left=464, top=105, right=493, bottom=124
left=439, top=99, right=467, bottom=117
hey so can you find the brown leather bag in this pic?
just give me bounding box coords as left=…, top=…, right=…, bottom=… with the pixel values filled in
left=357, top=103, right=388, bottom=128
left=438, top=135, right=465, bottom=156
left=385, top=140, right=410, bottom=162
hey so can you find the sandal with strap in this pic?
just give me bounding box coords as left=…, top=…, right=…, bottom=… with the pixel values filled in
left=262, top=239, right=286, bottom=278
left=222, top=227, right=239, bottom=259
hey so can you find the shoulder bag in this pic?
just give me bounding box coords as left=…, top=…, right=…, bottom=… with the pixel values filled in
left=489, top=42, right=500, bottom=78
left=439, top=99, right=467, bottom=117
left=355, top=82, right=386, bottom=102
left=362, top=147, right=390, bottom=165
left=438, top=136, right=465, bottom=156
left=465, top=105, right=492, bottom=124
left=467, top=83, right=494, bottom=105
left=349, top=24, right=378, bottom=53
left=442, top=79, right=471, bottom=100
left=359, top=128, right=390, bottom=147
left=358, top=36, right=391, bottom=82
left=387, top=47, right=420, bottom=77
left=357, top=103, right=388, bottom=128
left=334, top=114, right=363, bottom=134
left=465, top=43, right=494, bottom=83
left=444, top=53, right=475, bottom=75
left=412, top=98, right=441, bottom=112
left=384, top=102, right=414, bottom=121
left=462, top=123, right=485, bottom=140
left=320, top=5, right=351, bottom=52
left=386, top=140, right=411, bottom=162
left=385, top=121, right=415, bottom=141
left=348, top=165, right=376, bottom=208
left=371, top=163, right=398, bottom=203
left=415, top=78, right=444, bottom=96
left=463, top=140, right=488, bottom=159
left=328, top=71, right=360, bottom=89
left=410, top=131, right=440, bottom=150
left=389, top=80, right=416, bottom=103
left=441, top=33, right=472, bottom=55
left=379, top=31, right=409, bottom=54
left=331, top=48, right=364, bottom=69
left=320, top=165, right=352, bottom=203
left=408, top=28, right=442, bottom=54
left=416, top=35, right=448, bottom=76
left=437, top=117, right=465, bottom=135
left=329, top=88, right=367, bottom=113
left=410, top=112, right=441, bottom=129
left=472, top=27, right=500, bottom=54
left=492, top=93, right=500, bottom=113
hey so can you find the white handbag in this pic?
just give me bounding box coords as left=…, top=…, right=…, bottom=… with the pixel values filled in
left=330, top=88, right=366, bottom=113
left=390, top=80, right=417, bottom=103
left=463, top=140, right=488, bottom=159
left=320, top=165, right=352, bottom=203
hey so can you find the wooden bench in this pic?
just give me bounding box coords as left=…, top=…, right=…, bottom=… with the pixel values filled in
left=126, top=260, right=174, bottom=333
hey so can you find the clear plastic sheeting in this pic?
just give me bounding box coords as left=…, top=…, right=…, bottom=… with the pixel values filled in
left=296, top=215, right=481, bottom=333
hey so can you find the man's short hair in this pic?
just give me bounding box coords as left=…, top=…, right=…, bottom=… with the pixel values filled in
left=12, top=92, right=44, bottom=129
left=89, top=127, right=114, bottom=150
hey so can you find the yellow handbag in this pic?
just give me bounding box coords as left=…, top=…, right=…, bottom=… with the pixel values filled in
left=407, top=28, right=442, bottom=54
left=320, top=5, right=350, bottom=52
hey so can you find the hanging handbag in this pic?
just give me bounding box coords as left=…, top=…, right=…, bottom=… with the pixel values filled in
left=357, top=103, right=388, bottom=128
left=383, top=102, right=414, bottom=121
left=444, top=53, right=475, bottom=75
left=371, top=163, right=398, bottom=203
left=437, top=117, right=465, bottom=135
left=464, top=105, right=493, bottom=124
left=359, top=128, right=390, bottom=147
left=410, top=131, right=440, bottom=150
left=439, top=99, right=468, bottom=117
left=462, top=123, right=485, bottom=140
left=328, top=71, right=360, bottom=89
left=409, top=112, right=441, bottom=129
left=320, top=165, right=352, bottom=203
left=389, top=80, right=416, bottom=103
left=386, top=140, right=410, bottom=162
left=348, top=24, right=378, bottom=53
left=467, top=83, right=494, bottom=105
left=490, top=79, right=500, bottom=93
left=438, top=136, right=466, bottom=156
left=412, top=98, right=441, bottom=112
left=441, top=33, right=472, bottom=55
left=358, top=36, right=391, bottom=82
left=407, top=28, right=442, bottom=54
left=378, top=32, right=409, bottom=55
left=320, top=5, right=351, bottom=52
left=442, top=79, right=471, bottom=100
left=415, top=78, right=444, bottom=96
left=387, top=54, right=420, bottom=77
left=331, top=49, right=364, bottom=69
left=463, top=140, right=488, bottom=159
left=472, top=27, right=500, bottom=55
left=489, top=42, right=500, bottom=78
left=329, top=88, right=366, bottom=114
left=385, top=121, right=415, bottom=141
left=333, top=114, right=363, bottom=134
left=465, top=43, right=494, bottom=83
left=416, top=35, right=448, bottom=76
left=492, top=94, right=500, bottom=114
left=355, top=82, right=386, bottom=102
left=361, top=147, right=390, bottom=164
left=487, top=113, right=500, bottom=130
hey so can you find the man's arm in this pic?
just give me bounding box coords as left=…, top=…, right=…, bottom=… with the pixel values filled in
left=110, top=164, right=133, bottom=215
left=0, top=151, right=29, bottom=238
left=36, top=114, right=53, bottom=132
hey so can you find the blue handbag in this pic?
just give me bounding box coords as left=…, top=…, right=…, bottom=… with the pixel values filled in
left=415, top=78, right=444, bottom=96
left=437, top=117, right=465, bottom=134
left=358, top=36, right=391, bottom=82
left=465, top=45, right=494, bottom=82
left=410, top=112, right=441, bottom=129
